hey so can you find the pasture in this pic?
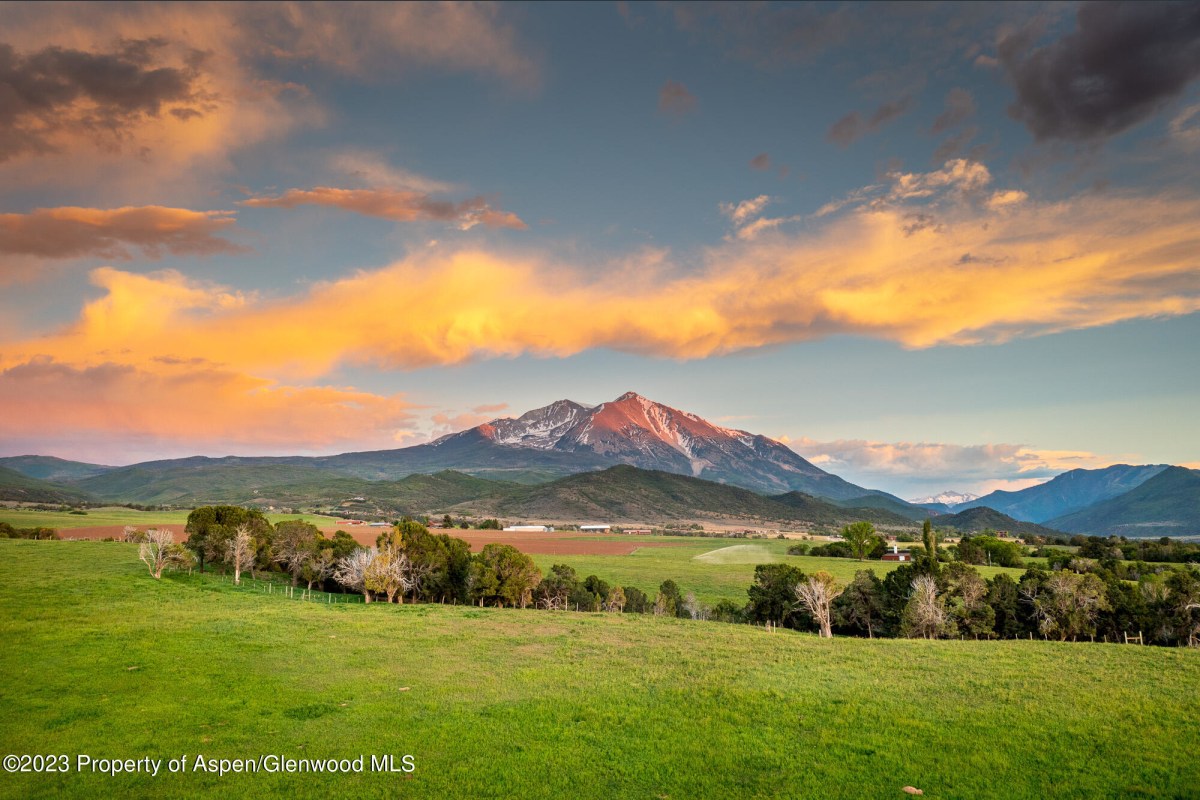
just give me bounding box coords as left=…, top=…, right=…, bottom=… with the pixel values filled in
left=1, top=540, right=1197, bottom=799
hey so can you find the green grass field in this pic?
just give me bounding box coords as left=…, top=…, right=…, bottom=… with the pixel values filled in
left=1, top=540, right=1197, bottom=799
left=0, top=506, right=339, bottom=532
left=531, top=538, right=1030, bottom=606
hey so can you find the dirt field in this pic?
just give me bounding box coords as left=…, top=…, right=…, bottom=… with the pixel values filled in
left=58, top=524, right=691, bottom=556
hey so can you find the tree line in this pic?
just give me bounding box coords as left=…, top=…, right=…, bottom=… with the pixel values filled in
left=129, top=508, right=1199, bottom=647
left=753, top=523, right=1199, bottom=646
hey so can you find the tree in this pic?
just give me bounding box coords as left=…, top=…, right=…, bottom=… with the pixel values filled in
left=478, top=518, right=502, bottom=530
left=301, top=549, right=336, bottom=591
left=902, top=574, right=956, bottom=639
left=840, top=521, right=881, bottom=561
left=328, top=530, right=359, bottom=560
left=623, top=586, right=650, bottom=614
left=184, top=506, right=271, bottom=573
left=273, top=520, right=320, bottom=586
left=226, top=525, right=255, bottom=586
left=138, top=529, right=192, bottom=579
left=834, top=569, right=885, bottom=638
left=682, top=591, right=708, bottom=620
left=469, top=544, right=540, bottom=608
left=535, top=563, right=578, bottom=610
left=919, top=519, right=941, bottom=577
left=335, top=548, right=376, bottom=603
left=795, top=571, right=845, bottom=637
left=986, top=573, right=1023, bottom=638
left=605, top=585, right=627, bottom=613
left=658, top=579, right=684, bottom=618
left=1022, top=570, right=1111, bottom=641
left=366, top=547, right=413, bottom=604
left=947, top=563, right=994, bottom=638
left=746, top=563, right=807, bottom=628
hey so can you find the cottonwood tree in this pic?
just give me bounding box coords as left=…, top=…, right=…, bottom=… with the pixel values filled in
left=605, top=585, right=627, bottom=613
left=335, top=548, right=377, bottom=603
left=366, top=547, right=414, bottom=604
left=948, top=564, right=995, bottom=638
left=1022, top=570, right=1110, bottom=641
left=226, top=525, right=256, bottom=586
left=273, top=520, right=320, bottom=586
left=840, top=521, right=880, bottom=561
left=468, top=544, right=540, bottom=608
left=185, top=506, right=271, bottom=573
left=795, top=571, right=845, bottom=638
left=902, top=574, right=956, bottom=639
left=138, top=529, right=192, bottom=579
left=301, top=549, right=337, bottom=591
left=682, top=591, right=709, bottom=621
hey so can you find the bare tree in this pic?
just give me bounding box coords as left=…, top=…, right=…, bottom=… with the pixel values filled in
left=795, top=571, right=845, bottom=638
left=903, top=574, right=952, bottom=639
left=138, top=529, right=191, bottom=579
left=1023, top=570, right=1110, bottom=641
left=302, top=550, right=336, bottom=591
left=226, top=525, right=255, bottom=586
left=682, top=591, right=709, bottom=620
left=335, top=548, right=377, bottom=603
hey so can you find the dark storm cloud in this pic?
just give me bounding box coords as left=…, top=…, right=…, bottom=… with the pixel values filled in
left=1001, top=1, right=1200, bottom=142
left=0, top=39, right=204, bottom=162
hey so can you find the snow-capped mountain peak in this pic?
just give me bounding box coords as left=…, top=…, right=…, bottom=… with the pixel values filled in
left=909, top=490, right=979, bottom=506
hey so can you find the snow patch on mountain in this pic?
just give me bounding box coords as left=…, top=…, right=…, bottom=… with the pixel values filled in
left=910, top=490, right=979, bottom=506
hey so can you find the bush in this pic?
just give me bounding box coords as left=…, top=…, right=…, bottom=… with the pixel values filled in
left=787, top=543, right=810, bottom=556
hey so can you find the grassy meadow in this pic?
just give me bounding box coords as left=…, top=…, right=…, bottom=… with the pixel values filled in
left=1, top=540, right=1198, bottom=800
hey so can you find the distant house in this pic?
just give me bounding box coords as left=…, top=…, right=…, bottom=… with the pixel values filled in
left=624, top=528, right=652, bottom=535
left=580, top=524, right=612, bottom=532
left=503, top=525, right=554, bottom=532
left=881, top=546, right=913, bottom=562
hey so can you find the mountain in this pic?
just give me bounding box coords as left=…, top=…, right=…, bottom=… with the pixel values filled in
left=930, top=506, right=1063, bottom=538
left=430, top=391, right=913, bottom=502
left=0, top=455, right=115, bottom=482
left=1048, top=467, right=1200, bottom=537
left=910, top=490, right=978, bottom=507
left=0, top=466, right=95, bottom=504
left=450, top=464, right=916, bottom=527
left=956, top=464, right=1170, bottom=523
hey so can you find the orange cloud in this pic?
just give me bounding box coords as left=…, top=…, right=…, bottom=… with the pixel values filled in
left=0, top=357, right=417, bottom=455
left=4, top=169, right=1200, bottom=380
left=0, top=206, right=240, bottom=262
left=241, top=187, right=526, bottom=230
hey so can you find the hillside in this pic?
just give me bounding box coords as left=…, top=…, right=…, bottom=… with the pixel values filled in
left=0, top=455, right=115, bottom=482
left=931, top=506, right=1064, bottom=538
left=0, top=466, right=95, bottom=504
left=452, top=465, right=916, bottom=527
left=1049, top=466, right=1200, bottom=537
left=958, top=464, right=1169, bottom=522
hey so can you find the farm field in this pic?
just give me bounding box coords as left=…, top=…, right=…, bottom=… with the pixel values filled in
left=530, top=539, right=1032, bottom=606
left=3, top=540, right=1197, bottom=800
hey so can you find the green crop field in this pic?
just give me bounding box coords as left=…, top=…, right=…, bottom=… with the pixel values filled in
left=531, top=538, right=1030, bottom=606
left=1, top=540, right=1197, bottom=799
left=0, top=506, right=339, bottom=532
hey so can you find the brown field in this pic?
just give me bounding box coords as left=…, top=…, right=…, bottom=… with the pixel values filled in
left=59, top=524, right=692, bottom=556
left=57, top=524, right=189, bottom=540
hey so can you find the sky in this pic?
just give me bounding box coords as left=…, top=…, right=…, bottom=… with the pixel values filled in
left=1, top=1, right=1199, bottom=500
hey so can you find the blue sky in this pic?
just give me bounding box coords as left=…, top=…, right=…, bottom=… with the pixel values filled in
left=1, top=1, right=1198, bottom=498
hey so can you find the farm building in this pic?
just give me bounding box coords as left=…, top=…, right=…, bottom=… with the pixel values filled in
left=503, top=525, right=555, bottom=532
left=580, top=524, right=612, bottom=532
left=881, top=546, right=913, bottom=562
